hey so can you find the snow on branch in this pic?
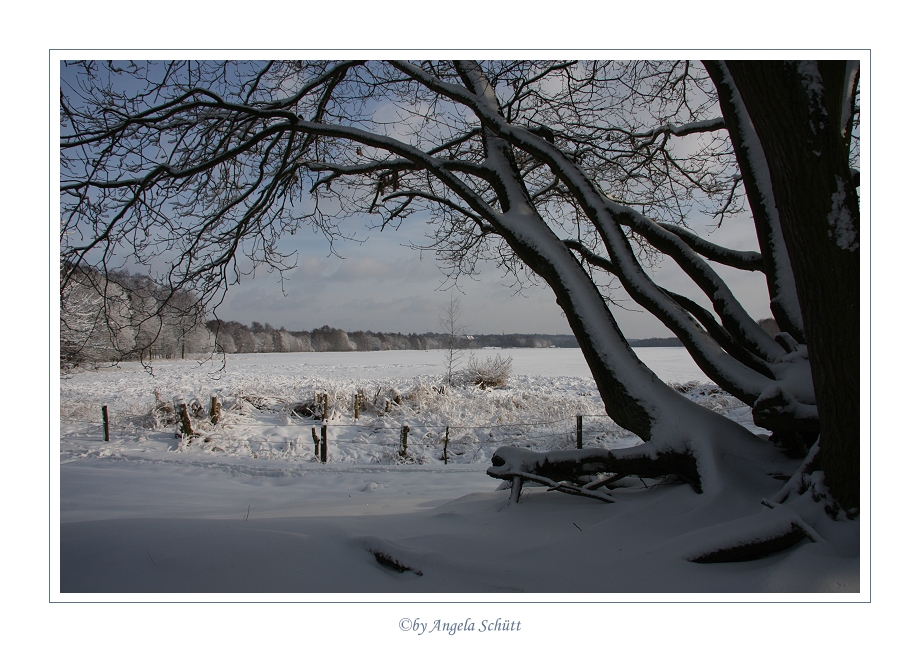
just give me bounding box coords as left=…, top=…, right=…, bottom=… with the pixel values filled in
left=658, top=223, right=763, bottom=271
left=629, top=117, right=726, bottom=141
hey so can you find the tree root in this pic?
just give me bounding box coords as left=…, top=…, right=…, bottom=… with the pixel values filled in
left=502, top=470, right=618, bottom=503
left=489, top=444, right=821, bottom=565
left=688, top=523, right=811, bottom=563
left=371, top=549, right=424, bottom=575
left=488, top=445, right=701, bottom=503
left=769, top=429, right=819, bottom=459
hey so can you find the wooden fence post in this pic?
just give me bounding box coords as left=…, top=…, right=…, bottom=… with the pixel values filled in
left=312, top=427, right=320, bottom=457
left=102, top=405, right=110, bottom=442
left=177, top=401, right=193, bottom=438
left=576, top=414, right=583, bottom=450
left=321, top=423, right=328, bottom=463
left=354, top=393, right=359, bottom=420
left=443, top=425, right=449, bottom=465
left=400, top=424, right=409, bottom=457
left=209, top=395, right=221, bottom=425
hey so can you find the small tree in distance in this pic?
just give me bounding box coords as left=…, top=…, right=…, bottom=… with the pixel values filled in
left=440, top=294, right=468, bottom=386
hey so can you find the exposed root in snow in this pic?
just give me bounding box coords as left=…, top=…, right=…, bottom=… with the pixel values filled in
left=769, top=438, right=858, bottom=520
left=488, top=443, right=702, bottom=503
left=371, top=550, right=424, bottom=576
left=360, top=537, right=424, bottom=576
left=486, top=420, right=841, bottom=567
left=688, top=523, right=811, bottom=563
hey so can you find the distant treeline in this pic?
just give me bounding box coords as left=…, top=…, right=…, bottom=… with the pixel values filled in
left=60, top=264, right=686, bottom=366
left=206, top=320, right=683, bottom=354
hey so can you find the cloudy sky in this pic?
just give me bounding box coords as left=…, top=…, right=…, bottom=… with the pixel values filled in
left=216, top=206, right=771, bottom=338
left=57, top=59, right=776, bottom=340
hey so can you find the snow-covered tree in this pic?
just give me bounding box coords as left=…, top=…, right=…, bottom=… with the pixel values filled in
left=60, top=60, right=860, bottom=526
left=311, top=325, right=355, bottom=352
left=60, top=266, right=134, bottom=364
left=215, top=329, right=237, bottom=354
left=60, top=265, right=212, bottom=364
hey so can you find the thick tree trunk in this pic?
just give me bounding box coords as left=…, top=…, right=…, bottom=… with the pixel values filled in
left=722, top=61, right=860, bottom=513
left=704, top=62, right=807, bottom=343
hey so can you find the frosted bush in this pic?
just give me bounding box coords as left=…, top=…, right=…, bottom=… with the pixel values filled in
left=461, top=354, right=513, bottom=388
left=669, top=380, right=744, bottom=415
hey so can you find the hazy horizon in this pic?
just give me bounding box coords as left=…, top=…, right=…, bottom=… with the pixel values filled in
left=215, top=207, right=771, bottom=340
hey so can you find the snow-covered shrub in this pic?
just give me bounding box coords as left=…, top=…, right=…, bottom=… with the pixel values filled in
left=461, top=354, right=513, bottom=388
left=669, top=380, right=744, bottom=415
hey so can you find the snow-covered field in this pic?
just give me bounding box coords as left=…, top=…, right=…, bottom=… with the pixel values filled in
left=58, top=348, right=858, bottom=600
left=60, top=348, right=733, bottom=469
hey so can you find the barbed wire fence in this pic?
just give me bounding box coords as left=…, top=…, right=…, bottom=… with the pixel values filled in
left=61, top=380, right=737, bottom=464
left=61, top=392, right=633, bottom=465
left=326, top=413, right=624, bottom=465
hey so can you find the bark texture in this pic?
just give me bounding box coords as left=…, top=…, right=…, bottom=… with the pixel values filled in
left=724, top=61, right=860, bottom=512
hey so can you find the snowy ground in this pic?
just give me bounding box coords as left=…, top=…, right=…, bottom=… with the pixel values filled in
left=57, top=348, right=859, bottom=599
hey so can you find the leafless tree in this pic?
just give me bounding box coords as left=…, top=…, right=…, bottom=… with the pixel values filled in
left=60, top=265, right=133, bottom=365
left=439, top=294, right=468, bottom=386
left=60, top=60, right=860, bottom=524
